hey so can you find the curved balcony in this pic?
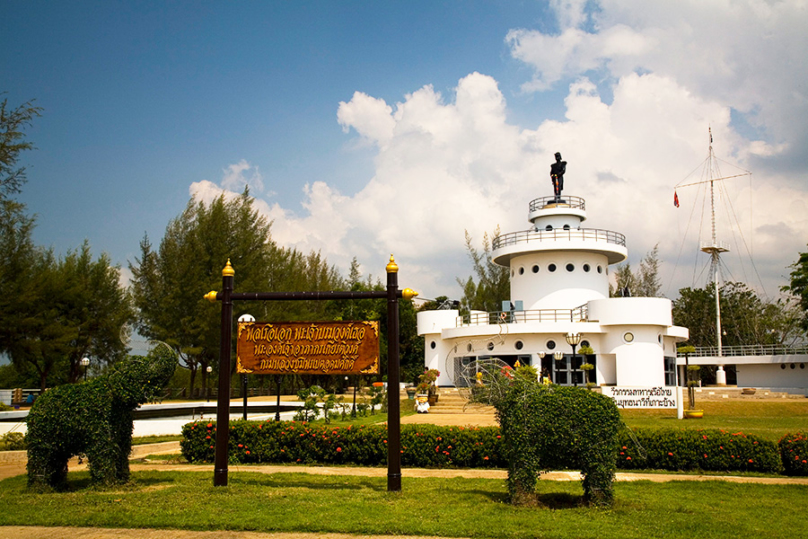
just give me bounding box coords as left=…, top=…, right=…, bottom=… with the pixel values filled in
left=529, top=195, right=586, bottom=212
left=493, top=227, right=626, bottom=250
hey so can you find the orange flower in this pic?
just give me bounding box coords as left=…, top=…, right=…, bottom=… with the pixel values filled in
left=337, top=447, right=342, bottom=452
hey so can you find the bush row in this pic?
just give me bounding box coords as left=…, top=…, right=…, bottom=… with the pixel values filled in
left=779, top=432, right=808, bottom=476
left=181, top=421, right=508, bottom=468
left=181, top=421, right=803, bottom=475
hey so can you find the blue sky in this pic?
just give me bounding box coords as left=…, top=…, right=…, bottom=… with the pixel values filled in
left=3, top=1, right=807, bottom=301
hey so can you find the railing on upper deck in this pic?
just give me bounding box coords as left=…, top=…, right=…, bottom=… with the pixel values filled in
left=677, top=344, right=808, bottom=358
left=457, top=305, right=588, bottom=327
left=528, top=195, right=586, bottom=212
left=492, top=227, right=626, bottom=250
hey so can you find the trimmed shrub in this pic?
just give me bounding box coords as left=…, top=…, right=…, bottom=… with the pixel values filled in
left=26, top=346, right=176, bottom=490
left=617, top=428, right=782, bottom=474
left=181, top=420, right=508, bottom=467
left=779, top=432, right=808, bottom=476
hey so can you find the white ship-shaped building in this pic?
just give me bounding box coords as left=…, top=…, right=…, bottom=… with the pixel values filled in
left=418, top=192, right=689, bottom=388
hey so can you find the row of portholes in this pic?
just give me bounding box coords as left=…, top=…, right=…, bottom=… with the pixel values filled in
left=780, top=363, right=806, bottom=369
left=512, top=263, right=604, bottom=277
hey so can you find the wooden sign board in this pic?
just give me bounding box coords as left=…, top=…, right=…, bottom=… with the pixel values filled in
left=236, top=321, right=380, bottom=375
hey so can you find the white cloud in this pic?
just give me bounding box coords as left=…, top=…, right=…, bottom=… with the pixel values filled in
left=220, top=159, right=264, bottom=193
left=189, top=2, right=808, bottom=302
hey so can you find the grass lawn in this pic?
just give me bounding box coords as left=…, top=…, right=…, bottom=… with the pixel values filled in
left=0, top=470, right=806, bottom=538
left=619, top=399, right=808, bottom=441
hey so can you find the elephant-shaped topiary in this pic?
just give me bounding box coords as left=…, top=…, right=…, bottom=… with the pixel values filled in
left=469, top=362, right=621, bottom=506
left=26, top=345, right=176, bottom=490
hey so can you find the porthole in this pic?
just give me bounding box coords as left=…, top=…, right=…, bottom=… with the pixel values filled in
left=597, top=266, right=603, bottom=274
left=532, top=265, right=539, bottom=273
left=487, top=342, right=495, bottom=351
left=548, top=264, right=557, bottom=272
left=623, top=332, right=635, bottom=343
left=545, top=225, right=553, bottom=231
left=581, top=340, right=590, bottom=348
left=790, top=363, right=796, bottom=369
left=583, top=264, right=590, bottom=272
left=801, top=363, right=805, bottom=369
left=511, top=270, right=515, bottom=277
left=467, top=343, right=473, bottom=352
left=563, top=224, right=570, bottom=230
left=547, top=340, right=556, bottom=350
left=430, top=341, right=436, bottom=349
left=515, top=341, right=524, bottom=350
left=519, top=267, right=525, bottom=275
left=781, top=364, right=786, bottom=370
left=566, top=263, right=575, bottom=272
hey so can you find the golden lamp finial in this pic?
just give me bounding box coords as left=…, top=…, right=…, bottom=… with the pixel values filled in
left=204, top=291, right=219, bottom=302
left=222, top=259, right=235, bottom=277
left=402, top=288, right=418, bottom=300
left=386, top=254, right=398, bottom=273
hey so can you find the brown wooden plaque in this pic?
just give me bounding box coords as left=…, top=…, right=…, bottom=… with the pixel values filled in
left=236, top=321, right=380, bottom=375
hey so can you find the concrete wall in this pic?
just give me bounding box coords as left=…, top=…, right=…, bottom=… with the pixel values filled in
left=736, top=362, right=808, bottom=390
left=510, top=251, right=610, bottom=310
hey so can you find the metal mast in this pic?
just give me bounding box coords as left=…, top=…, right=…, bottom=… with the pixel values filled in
left=699, top=128, right=728, bottom=359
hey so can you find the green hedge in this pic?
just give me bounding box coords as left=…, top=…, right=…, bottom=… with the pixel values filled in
left=616, top=428, right=782, bottom=474
left=181, top=421, right=785, bottom=474
left=779, top=432, right=808, bottom=476
left=180, top=420, right=508, bottom=468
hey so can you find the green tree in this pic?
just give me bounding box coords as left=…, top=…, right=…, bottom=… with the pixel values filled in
left=457, top=227, right=510, bottom=314
left=784, top=247, right=808, bottom=331
left=610, top=244, right=661, bottom=297
left=0, top=96, right=42, bottom=202
left=1, top=243, right=133, bottom=390
left=130, top=191, right=343, bottom=394
left=673, top=282, right=800, bottom=349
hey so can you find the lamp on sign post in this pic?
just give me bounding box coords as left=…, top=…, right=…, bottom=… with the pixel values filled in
left=565, top=332, right=583, bottom=387
left=80, top=357, right=90, bottom=382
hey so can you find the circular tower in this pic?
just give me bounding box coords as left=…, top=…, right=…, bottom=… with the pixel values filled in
left=492, top=195, right=627, bottom=310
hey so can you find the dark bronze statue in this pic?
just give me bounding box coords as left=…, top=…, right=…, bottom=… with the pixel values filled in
left=550, top=152, right=566, bottom=200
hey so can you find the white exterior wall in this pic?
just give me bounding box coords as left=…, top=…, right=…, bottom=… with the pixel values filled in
left=588, top=297, right=674, bottom=326
left=510, top=252, right=610, bottom=310
left=735, top=363, right=808, bottom=390
left=599, top=325, right=666, bottom=386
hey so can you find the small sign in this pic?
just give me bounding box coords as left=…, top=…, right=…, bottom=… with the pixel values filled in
left=601, top=386, right=677, bottom=409
left=236, top=321, right=379, bottom=375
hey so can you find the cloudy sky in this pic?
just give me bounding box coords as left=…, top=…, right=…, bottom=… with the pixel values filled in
left=3, top=0, right=807, bottom=303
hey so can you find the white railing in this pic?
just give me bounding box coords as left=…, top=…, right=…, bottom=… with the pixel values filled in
left=528, top=195, right=586, bottom=212
left=678, top=344, right=808, bottom=358
left=492, top=227, right=626, bottom=250
left=457, top=305, right=588, bottom=327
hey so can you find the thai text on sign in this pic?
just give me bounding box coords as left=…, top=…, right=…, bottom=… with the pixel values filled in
left=601, top=386, right=677, bottom=409
left=236, top=321, right=379, bottom=375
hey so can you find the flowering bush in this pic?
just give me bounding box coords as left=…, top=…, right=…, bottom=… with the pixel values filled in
left=779, top=432, right=808, bottom=476
left=180, top=421, right=786, bottom=475
left=617, top=428, right=782, bottom=474
left=181, top=420, right=507, bottom=467
left=419, top=369, right=440, bottom=395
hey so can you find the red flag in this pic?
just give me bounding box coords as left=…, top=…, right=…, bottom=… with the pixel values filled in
left=674, top=191, right=680, bottom=208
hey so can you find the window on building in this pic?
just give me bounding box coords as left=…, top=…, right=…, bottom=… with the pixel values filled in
left=664, top=356, right=677, bottom=386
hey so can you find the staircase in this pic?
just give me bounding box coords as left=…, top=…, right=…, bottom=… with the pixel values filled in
left=428, top=388, right=496, bottom=415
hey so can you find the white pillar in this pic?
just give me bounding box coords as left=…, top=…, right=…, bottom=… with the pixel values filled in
left=715, top=365, right=727, bottom=386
